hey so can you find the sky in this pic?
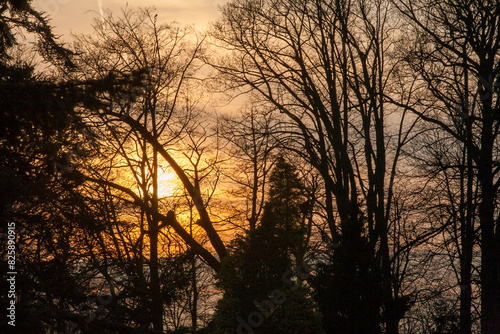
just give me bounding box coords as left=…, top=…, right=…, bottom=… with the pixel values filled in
left=31, top=0, right=243, bottom=112
left=33, top=0, right=227, bottom=38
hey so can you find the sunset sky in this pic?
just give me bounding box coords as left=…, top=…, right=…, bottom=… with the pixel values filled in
left=33, top=0, right=227, bottom=38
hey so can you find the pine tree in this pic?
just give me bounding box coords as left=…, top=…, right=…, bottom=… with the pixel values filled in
left=213, top=155, right=323, bottom=334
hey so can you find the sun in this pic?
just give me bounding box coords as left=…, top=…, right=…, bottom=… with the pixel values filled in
left=157, top=166, right=180, bottom=199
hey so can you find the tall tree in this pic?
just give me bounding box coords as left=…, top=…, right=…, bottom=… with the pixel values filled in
left=210, top=0, right=419, bottom=332
left=392, top=1, right=500, bottom=332
left=214, top=155, right=322, bottom=334
left=0, top=2, right=96, bottom=332
left=71, top=8, right=227, bottom=331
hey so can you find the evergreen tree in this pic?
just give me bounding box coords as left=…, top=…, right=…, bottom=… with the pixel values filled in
left=214, top=156, right=323, bottom=334
left=0, top=3, right=103, bottom=332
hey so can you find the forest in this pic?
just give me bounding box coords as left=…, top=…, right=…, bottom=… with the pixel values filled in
left=0, top=0, right=499, bottom=333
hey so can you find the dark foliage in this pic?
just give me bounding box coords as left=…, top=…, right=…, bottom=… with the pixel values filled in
left=214, top=156, right=323, bottom=334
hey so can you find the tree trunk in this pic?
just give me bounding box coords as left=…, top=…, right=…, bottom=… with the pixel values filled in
left=151, top=146, right=163, bottom=333
left=190, top=255, right=198, bottom=334
left=149, top=223, right=163, bottom=333
left=477, top=69, right=500, bottom=334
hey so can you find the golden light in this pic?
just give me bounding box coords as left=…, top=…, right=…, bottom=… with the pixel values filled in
left=157, top=166, right=181, bottom=199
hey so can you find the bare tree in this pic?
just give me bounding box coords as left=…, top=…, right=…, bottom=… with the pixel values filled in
left=70, top=7, right=227, bottom=332
left=392, top=1, right=500, bottom=332
left=209, top=0, right=420, bottom=332
left=393, top=127, right=482, bottom=333
left=219, top=105, right=280, bottom=231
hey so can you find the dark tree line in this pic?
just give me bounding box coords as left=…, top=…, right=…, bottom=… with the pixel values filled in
left=1, top=1, right=499, bottom=333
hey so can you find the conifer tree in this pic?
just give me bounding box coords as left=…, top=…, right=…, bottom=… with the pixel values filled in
left=214, top=156, right=322, bottom=334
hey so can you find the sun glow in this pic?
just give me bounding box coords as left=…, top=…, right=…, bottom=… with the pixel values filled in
left=157, top=167, right=180, bottom=199
left=124, top=161, right=182, bottom=201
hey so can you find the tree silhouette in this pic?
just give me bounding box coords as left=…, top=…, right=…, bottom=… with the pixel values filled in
left=210, top=0, right=419, bottom=332
left=214, top=155, right=322, bottom=334
left=392, top=1, right=500, bottom=332
left=0, top=2, right=96, bottom=332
